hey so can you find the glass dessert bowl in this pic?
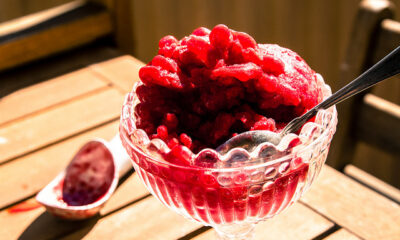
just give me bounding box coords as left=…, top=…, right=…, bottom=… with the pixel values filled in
left=119, top=24, right=338, bottom=239
left=119, top=77, right=337, bottom=240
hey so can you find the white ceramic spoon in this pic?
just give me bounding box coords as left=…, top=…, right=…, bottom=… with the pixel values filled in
left=36, top=135, right=131, bottom=220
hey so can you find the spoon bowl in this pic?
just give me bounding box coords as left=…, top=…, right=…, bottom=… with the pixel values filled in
left=216, top=130, right=282, bottom=154
left=36, top=135, right=131, bottom=220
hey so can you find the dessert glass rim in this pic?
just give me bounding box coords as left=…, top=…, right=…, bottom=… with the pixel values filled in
left=119, top=76, right=337, bottom=172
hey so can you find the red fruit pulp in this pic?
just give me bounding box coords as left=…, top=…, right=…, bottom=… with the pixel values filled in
left=126, top=25, right=323, bottom=225
left=62, top=142, right=114, bottom=206
left=135, top=24, right=321, bottom=159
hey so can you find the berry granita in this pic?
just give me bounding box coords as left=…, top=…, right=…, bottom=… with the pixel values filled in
left=120, top=25, right=337, bottom=228
left=135, top=24, right=322, bottom=165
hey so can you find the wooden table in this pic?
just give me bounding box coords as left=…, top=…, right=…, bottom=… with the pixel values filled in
left=0, top=56, right=399, bottom=240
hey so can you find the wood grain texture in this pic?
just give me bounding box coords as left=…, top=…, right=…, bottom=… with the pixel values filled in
left=61, top=197, right=202, bottom=240
left=344, top=164, right=400, bottom=203
left=328, top=0, right=395, bottom=170
left=193, top=203, right=333, bottom=240
left=356, top=94, right=400, bottom=154
left=90, top=55, right=144, bottom=93
left=0, top=0, right=72, bottom=23
left=350, top=17, right=400, bottom=188
left=0, top=121, right=118, bottom=209
left=373, top=19, right=400, bottom=63
left=0, top=68, right=108, bottom=125
left=0, top=45, right=121, bottom=98
left=0, top=0, right=85, bottom=37
left=301, top=166, right=400, bottom=240
left=112, top=0, right=135, bottom=53
left=0, top=88, right=123, bottom=164
left=352, top=142, right=400, bottom=190
left=254, top=203, right=333, bottom=240
left=0, top=2, right=112, bottom=71
left=323, top=229, right=361, bottom=240
left=0, top=173, right=149, bottom=240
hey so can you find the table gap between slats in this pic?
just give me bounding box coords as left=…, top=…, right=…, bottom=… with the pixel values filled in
left=1, top=56, right=398, bottom=240
left=300, top=166, right=400, bottom=240
left=298, top=201, right=364, bottom=240
left=0, top=68, right=110, bottom=126
left=0, top=172, right=151, bottom=240
left=187, top=203, right=333, bottom=240
left=322, top=228, right=361, bottom=240
left=0, top=87, right=124, bottom=164
left=0, top=114, right=334, bottom=240
left=0, top=58, right=140, bottom=165
left=0, top=56, right=144, bottom=239
left=0, top=56, right=143, bottom=209
left=0, top=120, right=122, bottom=209
left=89, top=55, right=144, bottom=93
left=0, top=85, right=112, bottom=128
left=89, top=56, right=400, bottom=239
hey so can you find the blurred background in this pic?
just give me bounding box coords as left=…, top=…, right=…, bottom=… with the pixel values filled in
left=0, top=0, right=399, bottom=187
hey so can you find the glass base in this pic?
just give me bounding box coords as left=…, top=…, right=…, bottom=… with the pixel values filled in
left=214, top=223, right=255, bottom=240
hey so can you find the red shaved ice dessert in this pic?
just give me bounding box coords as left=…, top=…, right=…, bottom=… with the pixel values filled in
left=119, top=25, right=337, bottom=227
left=134, top=24, right=322, bottom=164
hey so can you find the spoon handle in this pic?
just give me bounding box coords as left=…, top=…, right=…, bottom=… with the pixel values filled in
left=316, top=45, right=400, bottom=110
left=284, top=45, right=400, bottom=134
left=109, top=134, right=132, bottom=177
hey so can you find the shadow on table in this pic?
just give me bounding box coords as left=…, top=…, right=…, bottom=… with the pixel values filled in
left=18, top=211, right=99, bottom=240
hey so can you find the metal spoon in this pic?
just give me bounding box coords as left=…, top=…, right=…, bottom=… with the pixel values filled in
left=36, top=135, right=131, bottom=220
left=217, top=46, right=400, bottom=153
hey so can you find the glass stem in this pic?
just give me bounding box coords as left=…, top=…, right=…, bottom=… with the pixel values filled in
left=214, top=223, right=256, bottom=240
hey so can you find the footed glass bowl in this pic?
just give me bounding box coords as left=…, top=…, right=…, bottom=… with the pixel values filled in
left=119, top=76, right=337, bottom=240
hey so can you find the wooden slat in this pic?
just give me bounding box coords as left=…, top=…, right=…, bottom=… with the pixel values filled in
left=193, top=203, right=333, bottom=240
left=373, top=19, right=400, bottom=62
left=0, top=88, right=123, bottom=164
left=0, top=44, right=121, bottom=98
left=0, top=1, right=85, bottom=37
left=0, top=121, right=118, bottom=208
left=188, top=229, right=215, bottom=240
left=356, top=94, right=400, bottom=154
left=90, top=55, right=144, bottom=93
left=323, top=229, right=361, bottom=240
left=370, top=19, right=400, bottom=106
left=0, top=1, right=112, bottom=71
left=0, top=173, right=149, bottom=240
left=301, top=166, right=400, bottom=240
left=112, top=0, right=135, bottom=53
left=61, top=197, right=202, bottom=240
left=99, top=174, right=150, bottom=215
left=355, top=18, right=400, bottom=188
left=364, top=93, right=400, bottom=117
left=0, top=68, right=108, bottom=125
left=327, top=0, right=395, bottom=170
left=344, top=164, right=400, bottom=203
left=0, top=0, right=72, bottom=23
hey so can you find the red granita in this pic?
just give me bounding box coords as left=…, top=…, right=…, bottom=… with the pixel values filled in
left=119, top=25, right=335, bottom=227
left=135, top=24, right=321, bottom=162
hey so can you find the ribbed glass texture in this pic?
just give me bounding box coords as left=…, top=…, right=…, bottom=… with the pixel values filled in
left=119, top=75, right=337, bottom=228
